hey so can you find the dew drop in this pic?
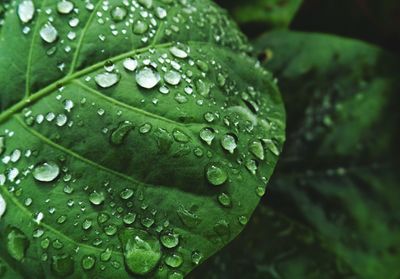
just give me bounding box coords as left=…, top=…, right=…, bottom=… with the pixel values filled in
left=119, top=228, right=161, bottom=276
left=33, top=161, right=60, bottom=182
left=0, top=193, right=6, bottom=220
left=6, top=227, right=29, bottom=261
left=160, top=231, right=179, bottom=249
left=111, top=6, right=127, bottom=22
left=165, top=253, right=183, bottom=268
left=217, top=193, right=231, bottom=207
left=170, top=45, right=188, bottom=59
left=18, top=0, right=35, bottom=23
left=111, top=121, right=134, bottom=145
left=123, top=58, right=138, bottom=72
left=199, top=128, right=215, bottom=145
left=136, top=67, right=160, bottom=89
left=206, top=163, right=228, bottom=186
left=82, top=255, right=96, bottom=270
left=221, top=134, right=237, bottom=154
left=164, top=70, right=181, bottom=85
left=40, top=23, right=58, bottom=43
left=132, top=20, right=148, bottom=35
left=191, top=251, right=203, bottom=265
left=57, top=1, right=74, bottom=15
left=95, top=72, right=120, bottom=88
left=249, top=139, right=265, bottom=160
left=89, top=191, right=105, bottom=205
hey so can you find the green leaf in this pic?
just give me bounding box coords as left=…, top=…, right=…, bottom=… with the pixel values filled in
left=215, top=0, right=303, bottom=30
left=191, top=31, right=400, bottom=278
left=0, top=0, right=285, bottom=278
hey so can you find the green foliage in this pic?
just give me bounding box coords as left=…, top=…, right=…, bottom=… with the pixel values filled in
left=191, top=31, right=400, bottom=278
left=0, top=0, right=285, bottom=278
left=215, top=0, right=302, bottom=30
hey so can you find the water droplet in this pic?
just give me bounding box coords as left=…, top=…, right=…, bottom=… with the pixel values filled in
left=100, top=248, right=112, bottom=262
left=172, top=129, right=189, bottom=143
left=95, top=72, right=120, bottom=88
left=18, top=0, right=35, bottom=23
left=255, top=186, right=265, bottom=197
left=89, top=191, right=105, bottom=205
left=136, top=67, right=160, bottom=89
left=40, top=23, right=58, bottom=43
left=238, top=215, right=248, bottom=225
left=57, top=1, right=74, bottom=15
left=33, top=161, right=60, bottom=182
left=0, top=136, right=5, bottom=155
left=165, top=253, right=183, bottom=268
left=0, top=193, right=6, bottom=219
left=82, top=255, right=96, bottom=270
left=164, top=70, right=181, bottom=85
left=132, top=20, right=148, bottom=35
left=123, top=58, right=138, bottom=72
left=52, top=254, right=74, bottom=277
left=155, top=7, right=167, bottom=19
left=170, top=45, right=188, bottom=59
left=120, top=188, right=134, bottom=200
left=6, top=227, right=29, bottom=261
left=221, top=134, right=237, bottom=154
left=199, top=128, right=215, bottom=145
left=206, top=163, right=228, bottom=186
left=249, top=140, right=265, bottom=160
left=111, top=121, right=134, bottom=145
left=245, top=159, right=258, bottom=175
left=217, top=193, right=231, bottom=207
left=169, top=272, right=184, bottom=279
left=177, top=206, right=201, bottom=228
left=263, top=139, right=280, bottom=156
left=111, top=6, right=127, bottom=22
left=213, top=219, right=230, bottom=239
left=196, top=79, right=211, bottom=97
left=119, top=228, right=161, bottom=276
left=123, top=212, right=136, bottom=225
left=191, top=250, right=203, bottom=265
left=139, top=123, right=152, bottom=134
left=160, top=231, right=179, bottom=248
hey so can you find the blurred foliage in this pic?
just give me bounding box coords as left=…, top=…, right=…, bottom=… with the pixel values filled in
left=190, top=31, right=400, bottom=279
left=290, top=0, right=400, bottom=53
left=215, top=0, right=302, bottom=37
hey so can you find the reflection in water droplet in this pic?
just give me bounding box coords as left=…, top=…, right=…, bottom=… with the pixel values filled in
left=6, top=227, right=29, bottom=261
left=95, top=72, right=120, bottom=88
left=136, top=67, right=160, bottom=89
left=119, top=228, right=161, bottom=276
left=206, top=163, right=228, bottom=186
left=33, top=161, right=60, bottom=182
left=40, top=23, right=58, bottom=43
left=18, top=0, right=35, bottom=23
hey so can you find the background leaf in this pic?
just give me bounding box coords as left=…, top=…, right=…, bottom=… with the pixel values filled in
left=0, top=0, right=285, bottom=278
left=214, top=0, right=303, bottom=37
left=190, top=31, right=400, bottom=279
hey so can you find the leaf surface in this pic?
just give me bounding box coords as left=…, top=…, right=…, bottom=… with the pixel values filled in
left=0, top=1, right=285, bottom=278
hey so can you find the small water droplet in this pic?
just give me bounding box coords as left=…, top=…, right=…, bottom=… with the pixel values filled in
left=165, top=253, right=183, bottom=268
left=170, top=45, right=188, bottom=59
left=136, top=67, right=160, bottom=89
left=111, top=6, right=127, bottom=22
left=132, top=20, right=148, bottom=35
left=164, top=70, right=181, bottom=85
left=199, top=128, right=215, bottom=145
left=221, top=134, right=237, bottom=154
left=110, top=121, right=134, bottom=145
left=249, top=139, right=265, bottom=160
left=57, top=1, right=74, bottom=14
left=82, top=255, right=96, bottom=270
left=123, top=58, right=138, bottom=72
left=160, top=231, right=179, bottom=248
left=33, top=161, right=60, bottom=182
left=217, top=193, right=231, bottom=207
left=89, top=191, right=105, bottom=205
left=191, top=250, right=203, bottom=265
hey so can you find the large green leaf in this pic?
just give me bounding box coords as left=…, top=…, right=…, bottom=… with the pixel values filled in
left=190, top=31, right=400, bottom=278
left=215, top=0, right=303, bottom=33
left=0, top=0, right=285, bottom=278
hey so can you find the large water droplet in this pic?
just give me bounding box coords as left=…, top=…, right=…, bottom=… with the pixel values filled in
left=221, top=134, right=237, bottom=154
left=199, top=128, right=215, bottom=145
left=132, top=20, right=148, bottom=35
left=33, top=161, right=60, bottom=182
left=111, top=121, right=134, bottom=145
left=164, top=70, right=181, bottom=85
left=57, top=1, right=74, bottom=15
left=165, top=253, right=183, bottom=268
left=18, top=0, right=35, bottom=23
left=95, top=72, right=120, bottom=88
left=123, top=58, right=138, bottom=72
left=249, top=139, right=265, bottom=160
left=160, top=231, right=179, bottom=248
left=6, top=227, right=29, bottom=261
left=119, top=228, right=161, bottom=276
left=40, top=23, right=58, bottom=43
left=89, top=191, right=105, bottom=205
left=111, top=6, right=127, bottom=22
left=206, top=163, right=228, bottom=186
left=170, top=45, right=188, bottom=59
left=136, top=67, right=160, bottom=89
